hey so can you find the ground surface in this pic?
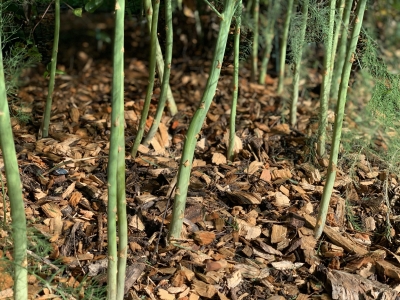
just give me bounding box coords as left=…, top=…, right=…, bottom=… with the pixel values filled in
left=1, top=10, right=400, bottom=300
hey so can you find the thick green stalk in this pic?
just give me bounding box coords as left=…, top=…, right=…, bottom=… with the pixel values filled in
left=317, top=0, right=336, bottom=157
left=0, top=33, right=28, bottom=299
left=250, top=0, right=259, bottom=82
left=331, top=0, right=353, bottom=100
left=315, top=0, right=367, bottom=239
left=0, top=171, right=6, bottom=227
left=131, top=0, right=160, bottom=157
left=277, top=0, right=294, bottom=94
left=169, top=0, right=238, bottom=239
left=113, top=1, right=127, bottom=300
left=290, top=0, right=309, bottom=126
left=228, top=1, right=242, bottom=161
left=143, top=0, right=173, bottom=146
left=143, top=0, right=177, bottom=116
left=41, top=0, right=60, bottom=138
left=259, top=1, right=281, bottom=85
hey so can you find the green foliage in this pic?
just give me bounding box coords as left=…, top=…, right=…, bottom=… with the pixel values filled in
left=345, top=200, right=364, bottom=231
left=306, top=0, right=331, bottom=44
left=359, top=30, right=400, bottom=129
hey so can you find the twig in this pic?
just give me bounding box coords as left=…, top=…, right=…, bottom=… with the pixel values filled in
left=27, top=249, right=60, bottom=271
left=30, top=0, right=55, bottom=38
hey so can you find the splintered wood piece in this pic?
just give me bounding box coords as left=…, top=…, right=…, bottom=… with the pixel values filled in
left=300, top=213, right=368, bottom=255
left=135, top=194, right=157, bottom=205
left=226, top=270, right=242, bottom=289
left=191, top=278, right=217, bottom=299
left=214, top=218, right=225, bottom=231
left=69, top=191, right=82, bottom=207
left=226, top=191, right=262, bottom=205
left=271, top=225, right=287, bottom=244
left=157, top=289, right=175, bottom=300
left=300, top=162, right=321, bottom=183
left=271, top=261, right=304, bottom=270
left=193, top=231, right=216, bottom=245
left=274, top=192, right=290, bottom=207
left=271, top=168, right=292, bottom=180
left=41, top=203, right=62, bottom=218
left=376, top=260, right=400, bottom=281
left=69, top=107, right=80, bottom=123
left=257, top=240, right=283, bottom=256
left=212, top=152, right=227, bottom=165
left=234, top=263, right=270, bottom=279
left=324, top=269, right=398, bottom=300
left=180, top=266, right=195, bottom=281
left=128, top=214, right=145, bottom=231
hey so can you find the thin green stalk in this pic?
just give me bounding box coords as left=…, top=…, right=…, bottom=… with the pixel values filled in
left=0, top=32, right=28, bottom=300
left=315, top=0, right=367, bottom=239
left=250, top=0, right=259, bottom=82
left=107, top=0, right=126, bottom=298
left=228, top=1, right=242, bottom=161
left=277, top=0, right=294, bottom=94
left=143, top=0, right=173, bottom=146
left=143, top=0, right=177, bottom=116
left=259, top=1, right=281, bottom=85
left=290, top=0, right=309, bottom=126
left=41, top=0, right=60, bottom=138
left=203, top=0, right=223, bottom=19
left=169, top=0, right=239, bottom=239
left=113, top=1, right=127, bottom=300
left=328, top=0, right=345, bottom=88
left=331, top=0, right=353, bottom=100
left=317, top=0, right=336, bottom=157
left=131, top=0, right=160, bottom=157
left=0, top=171, right=6, bottom=227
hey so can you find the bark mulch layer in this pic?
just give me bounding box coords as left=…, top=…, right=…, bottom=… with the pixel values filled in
left=1, top=14, right=400, bottom=300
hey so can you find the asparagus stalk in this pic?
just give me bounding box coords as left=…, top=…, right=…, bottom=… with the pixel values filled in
left=169, top=0, right=239, bottom=239
left=317, top=0, right=337, bottom=157
left=290, top=0, right=309, bottom=126
left=228, top=0, right=242, bottom=161
left=259, top=1, right=281, bottom=85
left=131, top=0, right=160, bottom=158
left=40, top=0, right=60, bottom=138
left=250, top=0, right=259, bottom=82
left=277, top=0, right=294, bottom=94
left=143, top=0, right=173, bottom=146
left=315, top=0, right=367, bottom=239
left=143, top=0, right=177, bottom=116
left=331, top=0, right=353, bottom=100
left=0, top=31, right=28, bottom=300
left=114, top=1, right=127, bottom=300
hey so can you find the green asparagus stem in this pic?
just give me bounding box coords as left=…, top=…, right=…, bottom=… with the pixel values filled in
left=41, top=0, right=60, bottom=138
left=315, top=0, right=367, bottom=239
